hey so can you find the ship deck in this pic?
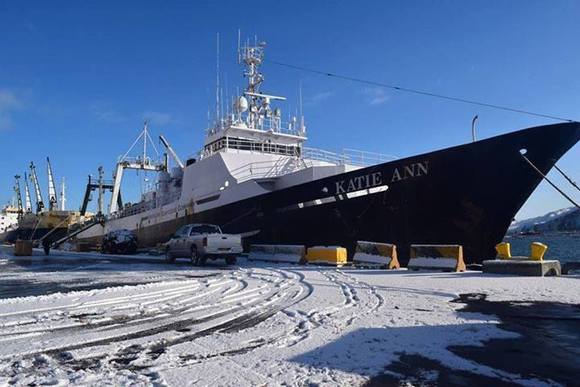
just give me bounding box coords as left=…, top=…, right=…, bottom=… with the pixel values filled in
left=0, top=247, right=578, bottom=386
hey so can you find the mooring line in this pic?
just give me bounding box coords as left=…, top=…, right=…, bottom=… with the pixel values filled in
left=521, top=154, right=579, bottom=209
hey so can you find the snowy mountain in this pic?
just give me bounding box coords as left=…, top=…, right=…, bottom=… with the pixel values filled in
left=508, top=207, right=580, bottom=234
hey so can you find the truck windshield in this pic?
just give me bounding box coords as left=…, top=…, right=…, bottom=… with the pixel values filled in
left=190, top=225, right=221, bottom=235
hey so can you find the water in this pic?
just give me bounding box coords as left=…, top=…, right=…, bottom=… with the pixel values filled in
left=504, top=232, right=580, bottom=263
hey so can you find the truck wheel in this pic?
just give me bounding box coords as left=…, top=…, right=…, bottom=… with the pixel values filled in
left=190, top=246, right=200, bottom=266
left=165, top=247, right=175, bottom=263
left=226, top=256, right=237, bottom=265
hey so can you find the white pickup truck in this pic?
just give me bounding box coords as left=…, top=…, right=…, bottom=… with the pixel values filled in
left=164, top=223, right=242, bottom=266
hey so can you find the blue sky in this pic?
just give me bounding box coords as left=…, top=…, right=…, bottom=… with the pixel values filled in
left=0, top=1, right=578, bottom=219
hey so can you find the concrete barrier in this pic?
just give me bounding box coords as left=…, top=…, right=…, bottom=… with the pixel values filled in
left=248, top=244, right=306, bottom=264
left=407, top=244, right=466, bottom=272
left=306, top=246, right=347, bottom=266
left=353, top=241, right=400, bottom=269
left=14, top=240, right=33, bottom=256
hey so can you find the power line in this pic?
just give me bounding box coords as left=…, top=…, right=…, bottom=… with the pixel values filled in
left=266, top=59, right=578, bottom=123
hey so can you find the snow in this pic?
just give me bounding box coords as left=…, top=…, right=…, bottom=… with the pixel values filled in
left=0, top=246, right=578, bottom=386
left=509, top=206, right=575, bottom=232
left=407, top=257, right=458, bottom=269
left=249, top=252, right=302, bottom=263
left=352, top=252, right=392, bottom=265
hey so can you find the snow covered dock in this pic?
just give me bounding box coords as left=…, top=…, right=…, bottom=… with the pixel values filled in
left=0, top=247, right=578, bottom=386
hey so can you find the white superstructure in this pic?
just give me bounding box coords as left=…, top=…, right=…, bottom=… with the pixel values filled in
left=78, top=38, right=395, bottom=242
left=0, top=205, right=20, bottom=234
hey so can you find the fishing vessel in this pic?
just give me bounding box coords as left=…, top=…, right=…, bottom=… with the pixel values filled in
left=5, top=159, right=85, bottom=243
left=77, top=39, right=580, bottom=263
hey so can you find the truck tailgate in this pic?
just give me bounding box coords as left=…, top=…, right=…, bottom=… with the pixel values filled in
left=205, top=234, right=242, bottom=254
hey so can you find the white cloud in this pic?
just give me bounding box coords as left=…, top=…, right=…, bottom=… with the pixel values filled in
left=0, top=89, right=24, bottom=130
left=363, top=87, right=390, bottom=106
left=90, top=103, right=128, bottom=124
left=142, top=111, right=173, bottom=126
left=310, top=91, right=334, bottom=103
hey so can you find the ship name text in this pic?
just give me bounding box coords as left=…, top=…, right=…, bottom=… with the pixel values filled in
left=334, top=160, right=429, bottom=194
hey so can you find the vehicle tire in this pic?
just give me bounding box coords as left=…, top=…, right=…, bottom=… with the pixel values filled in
left=225, top=256, right=237, bottom=265
left=190, top=246, right=199, bottom=266
left=165, top=247, right=175, bottom=263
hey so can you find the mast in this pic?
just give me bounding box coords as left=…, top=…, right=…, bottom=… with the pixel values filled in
left=29, top=161, right=44, bottom=213
left=60, top=177, right=66, bottom=211
left=109, top=122, right=165, bottom=214
left=216, top=32, right=220, bottom=126
left=23, top=172, right=32, bottom=213
left=98, top=166, right=104, bottom=215
left=13, top=175, right=23, bottom=218
left=46, top=157, right=58, bottom=211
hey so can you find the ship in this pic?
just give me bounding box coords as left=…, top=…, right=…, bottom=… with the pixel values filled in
left=0, top=204, right=21, bottom=243
left=77, top=39, right=580, bottom=264
left=4, top=159, right=86, bottom=243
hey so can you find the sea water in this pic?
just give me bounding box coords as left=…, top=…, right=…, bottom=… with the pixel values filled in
left=504, top=232, right=580, bottom=263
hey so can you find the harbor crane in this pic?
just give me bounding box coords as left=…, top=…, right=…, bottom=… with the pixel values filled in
left=159, top=135, right=185, bottom=169
left=46, top=157, right=58, bottom=211
left=23, top=172, right=32, bottom=213
left=29, top=162, right=44, bottom=213
left=13, top=175, right=23, bottom=218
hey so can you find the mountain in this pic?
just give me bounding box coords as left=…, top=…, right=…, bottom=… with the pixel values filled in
left=508, top=207, right=580, bottom=234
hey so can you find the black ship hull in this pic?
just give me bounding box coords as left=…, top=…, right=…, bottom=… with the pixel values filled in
left=89, top=123, right=580, bottom=264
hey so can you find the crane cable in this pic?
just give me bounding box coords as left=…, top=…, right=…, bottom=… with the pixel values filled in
left=266, top=59, right=578, bottom=123
left=520, top=153, right=579, bottom=209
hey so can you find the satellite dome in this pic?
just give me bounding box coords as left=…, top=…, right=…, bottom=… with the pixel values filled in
left=235, top=96, right=249, bottom=112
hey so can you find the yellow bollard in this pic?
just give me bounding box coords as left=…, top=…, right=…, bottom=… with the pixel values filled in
left=530, top=242, right=548, bottom=261
left=495, top=242, right=511, bottom=260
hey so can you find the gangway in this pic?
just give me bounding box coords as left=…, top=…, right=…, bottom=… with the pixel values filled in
left=51, top=216, right=104, bottom=249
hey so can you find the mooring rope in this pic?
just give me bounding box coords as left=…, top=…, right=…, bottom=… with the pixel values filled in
left=553, top=164, right=580, bottom=193
left=520, top=154, right=579, bottom=209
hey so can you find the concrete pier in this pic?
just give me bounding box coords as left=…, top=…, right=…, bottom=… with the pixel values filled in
left=483, top=259, right=561, bottom=276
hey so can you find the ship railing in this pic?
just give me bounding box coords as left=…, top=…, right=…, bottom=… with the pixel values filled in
left=230, top=158, right=306, bottom=183
left=109, top=191, right=181, bottom=219
left=209, top=117, right=306, bottom=138
left=302, top=147, right=398, bottom=167
left=229, top=148, right=398, bottom=183
left=116, top=155, right=163, bottom=165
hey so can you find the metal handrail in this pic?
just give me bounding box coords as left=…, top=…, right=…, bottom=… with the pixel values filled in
left=303, top=147, right=397, bottom=166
